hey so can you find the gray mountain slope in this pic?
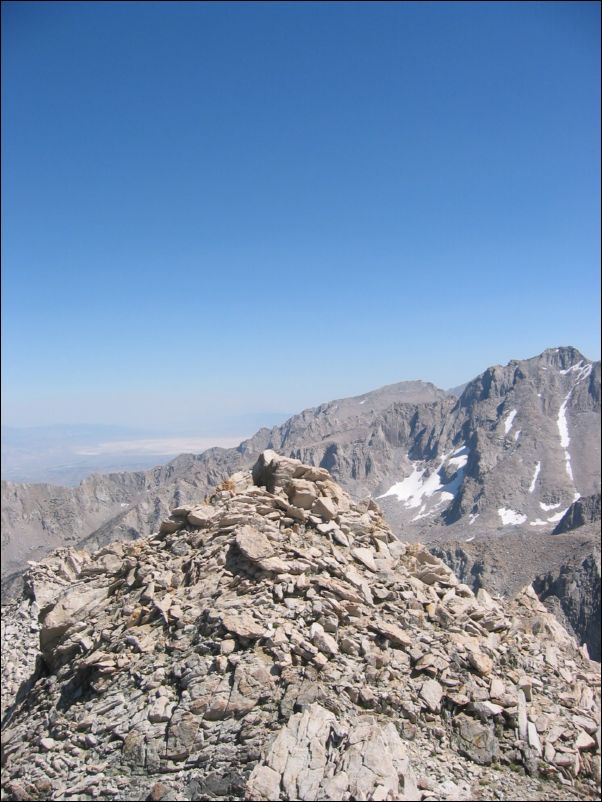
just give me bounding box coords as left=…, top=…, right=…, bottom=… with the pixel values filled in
left=241, top=346, right=601, bottom=541
left=377, top=347, right=600, bottom=537
left=447, top=382, right=469, bottom=398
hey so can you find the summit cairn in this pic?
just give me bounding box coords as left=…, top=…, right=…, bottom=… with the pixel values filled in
left=1, top=452, right=600, bottom=801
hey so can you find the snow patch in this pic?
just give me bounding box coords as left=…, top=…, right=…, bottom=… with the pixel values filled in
left=448, top=446, right=469, bottom=470
left=547, top=508, right=569, bottom=523
left=528, top=462, right=541, bottom=493
left=503, top=409, right=517, bottom=434
left=359, top=400, right=366, bottom=405
left=379, top=466, right=441, bottom=508
left=435, top=490, right=455, bottom=507
left=540, top=501, right=560, bottom=511
left=529, top=519, right=548, bottom=527
left=556, top=362, right=593, bottom=484
left=514, top=430, right=521, bottom=442
left=412, top=504, right=432, bottom=522
left=498, top=507, right=527, bottom=526
left=557, top=396, right=571, bottom=449
left=468, top=513, right=479, bottom=526
left=579, top=363, right=593, bottom=381
left=465, top=536, right=475, bottom=542
left=559, top=360, right=584, bottom=375
left=557, top=390, right=572, bottom=480
left=379, top=448, right=469, bottom=512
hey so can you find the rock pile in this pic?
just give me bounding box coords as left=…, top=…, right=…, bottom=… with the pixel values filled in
left=1, top=451, right=600, bottom=801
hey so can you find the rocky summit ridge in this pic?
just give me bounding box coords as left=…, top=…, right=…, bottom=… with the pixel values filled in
left=1, top=452, right=600, bottom=801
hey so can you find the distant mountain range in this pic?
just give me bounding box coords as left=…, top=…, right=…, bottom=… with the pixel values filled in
left=1, top=346, right=600, bottom=657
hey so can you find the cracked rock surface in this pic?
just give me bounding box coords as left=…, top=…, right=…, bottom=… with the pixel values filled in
left=1, top=452, right=600, bottom=801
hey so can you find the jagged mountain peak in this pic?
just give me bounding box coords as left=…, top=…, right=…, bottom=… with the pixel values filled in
left=237, top=380, right=449, bottom=464
left=378, top=343, right=600, bottom=535
left=457, top=346, right=594, bottom=406
left=538, top=345, right=590, bottom=369
left=1, top=453, right=600, bottom=801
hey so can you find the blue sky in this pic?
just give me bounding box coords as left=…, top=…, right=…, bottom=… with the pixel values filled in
left=2, top=1, right=600, bottom=430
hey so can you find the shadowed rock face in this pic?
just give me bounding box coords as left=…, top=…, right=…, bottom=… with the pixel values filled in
left=553, top=493, right=601, bottom=535
left=2, top=347, right=600, bottom=658
left=1, top=453, right=600, bottom=801
left=533, top=548, right=602, bottom=663
left=431, top=530, right=601, bottom=662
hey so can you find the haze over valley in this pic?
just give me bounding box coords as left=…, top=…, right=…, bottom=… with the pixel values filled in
left=1, top=416, right=288, bottom=484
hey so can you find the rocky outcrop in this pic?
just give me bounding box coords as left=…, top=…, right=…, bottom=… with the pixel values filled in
left=246, top=704, right=418, bottom=801
left=431, top=530, right=602, bottom=662
left=1, top=454, right=600, bottom=801
left=533, top=546, right=601, bottom=663
left=553, top=494, right=601, bottom=535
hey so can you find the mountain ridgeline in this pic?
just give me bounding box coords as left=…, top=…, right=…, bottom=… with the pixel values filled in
left=1, top=347, right=600, bottom=657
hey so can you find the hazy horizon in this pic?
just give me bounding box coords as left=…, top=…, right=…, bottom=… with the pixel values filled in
left=0, top=414, right=290, bottom=484
left=2, top=2, right=600, bottom=431
left=1, top=340, right=599, bottom=429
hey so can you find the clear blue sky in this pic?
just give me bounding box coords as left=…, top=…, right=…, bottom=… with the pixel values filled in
left=2, top=1, right=600, bottom=430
